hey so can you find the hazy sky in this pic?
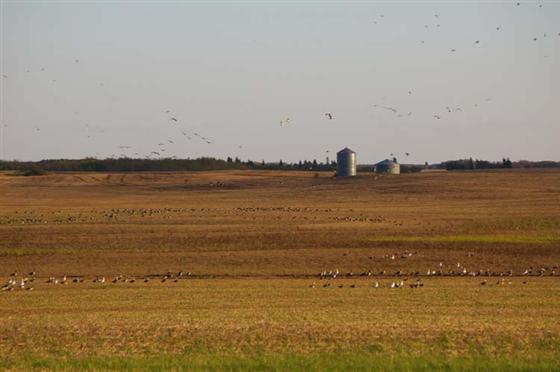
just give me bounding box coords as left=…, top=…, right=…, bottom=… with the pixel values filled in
left=1, top=0, right=559, bottom=163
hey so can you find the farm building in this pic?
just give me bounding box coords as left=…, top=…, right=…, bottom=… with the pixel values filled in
left=374, top=159, right=400, bottom=174
left=336, top=147, right=356, bottom=177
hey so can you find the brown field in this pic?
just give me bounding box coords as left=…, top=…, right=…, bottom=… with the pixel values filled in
left=1, top=169, right=560, bottom=369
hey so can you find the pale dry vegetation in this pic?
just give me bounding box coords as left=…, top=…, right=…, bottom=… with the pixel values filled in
left=1, top=169, right=559, bottom=369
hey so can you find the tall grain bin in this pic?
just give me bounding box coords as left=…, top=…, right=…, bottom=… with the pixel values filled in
left=374, top=159, right=400, bottom=174
left=336, top=147, right=356, bottom=177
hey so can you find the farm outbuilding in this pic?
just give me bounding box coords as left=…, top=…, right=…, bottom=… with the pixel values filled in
left=374, top=159, right=400, bottom=174
left=336, top=147, right=356, bottom=177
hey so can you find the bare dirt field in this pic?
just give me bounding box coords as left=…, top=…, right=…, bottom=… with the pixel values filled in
left=1, top=169, right=559, bottom=370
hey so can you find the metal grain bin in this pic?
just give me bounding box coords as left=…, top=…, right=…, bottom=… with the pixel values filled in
left=336, top=147, right=356, bottom=177
left=374, top=159, right=400, bottom=174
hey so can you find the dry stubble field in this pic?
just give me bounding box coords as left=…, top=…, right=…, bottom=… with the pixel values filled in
left=1, top=169, right=559, bottom=370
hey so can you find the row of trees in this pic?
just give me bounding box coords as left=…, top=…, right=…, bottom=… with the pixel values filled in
left=1, top=157, right=558, bottom=174
left=0, top=157, right=336, bottom=173
left=443, top=158, right=513, bottom=170
left=0, top=157, right=246, bottom=173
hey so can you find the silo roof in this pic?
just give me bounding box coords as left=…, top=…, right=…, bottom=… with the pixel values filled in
left=375, top=159, right=397, bottom=166
left=337, top=147, right=355, bottom=154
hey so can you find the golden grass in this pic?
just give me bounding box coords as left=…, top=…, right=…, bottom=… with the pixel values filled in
left=1, top=169, right=560, bottom=367
left=1, top=278, right=559, bottom=358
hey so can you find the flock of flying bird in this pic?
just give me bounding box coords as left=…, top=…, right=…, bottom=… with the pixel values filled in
left=1, top=1, right=558, bottom=161
left=2, top=59, right=218, bottom=160
left=111, top=111, right=216, bottom=159
left=278, top=1, right=559, bottom=137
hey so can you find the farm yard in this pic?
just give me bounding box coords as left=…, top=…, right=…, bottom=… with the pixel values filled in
left=1, top=169, right=560, bottom=370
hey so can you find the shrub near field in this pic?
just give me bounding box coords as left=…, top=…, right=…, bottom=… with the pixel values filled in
left=0, top=169, right=559, bottom=369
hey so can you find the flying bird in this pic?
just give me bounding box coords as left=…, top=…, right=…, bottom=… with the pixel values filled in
left=434, top=115, right=441, bottom=120
left=170, top=117, right=178, bottom=122
left=325, top=113, right=333, bottom=120
left=382, top=106, right=397, bottom=113
left=279, top=118, right=291, bottom=126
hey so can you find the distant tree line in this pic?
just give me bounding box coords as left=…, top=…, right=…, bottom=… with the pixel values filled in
left=513, top=160, right=560, bottom=169
left=1, top=156, right=558, bottom=174
left=240, top=158, right=337, bottom=172
left=0, top=157, right=337, bottom=173
left=0, top=157, right=246, bottom=173
left=443, top=158, right=513, bottom=170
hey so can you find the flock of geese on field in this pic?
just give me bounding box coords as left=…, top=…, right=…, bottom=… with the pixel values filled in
left=1, top=270, right=192, bottom=292
left=311, top=263, right=558, bottom=289
left=0, top=207, right=398, bottom=226
left=2, top=263, right=557, bottom=293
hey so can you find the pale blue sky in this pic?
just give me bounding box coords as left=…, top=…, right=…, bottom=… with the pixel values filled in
left=1, top=0, right=559, bottom=163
